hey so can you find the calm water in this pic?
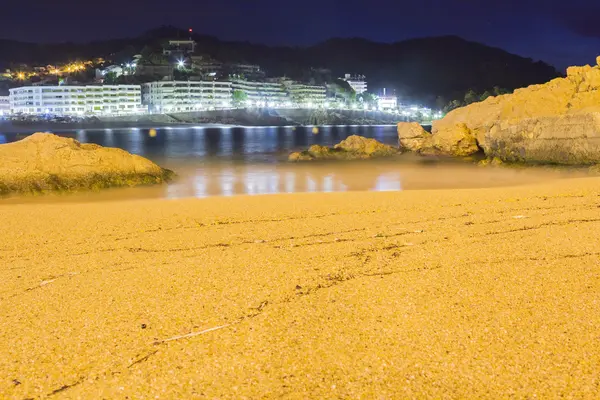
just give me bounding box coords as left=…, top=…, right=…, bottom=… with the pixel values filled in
left=0, top=125, right=399, bottom=162
left=0, top=125, right=584, bottom=202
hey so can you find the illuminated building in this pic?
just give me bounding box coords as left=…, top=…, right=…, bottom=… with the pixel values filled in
left=142, top=80, right=233, bottom=112
left=9, top=85, right=145, bottom=115
left=342, top=73, right=368, bottom=94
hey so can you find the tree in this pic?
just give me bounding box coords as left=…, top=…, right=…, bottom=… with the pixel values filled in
left=443, top=99, right=463, bottom=114
left=480, top=91, right=492, bottom=102
left=232, top=90, right=248, bottom=107
left=358, top=92, right=378, bottom=107
left=493, top=86, right=510, bottom=96
left=112, top=45, right=138, bottom=65
left=414, top=111, right=424, bottom=123
left=173, top=68, right=190, bottom=80
left=103, top=71, right=118, bottom=84
left=463, top=89, right=479, bottom=105
left=435, top=96, right=447, bottom=111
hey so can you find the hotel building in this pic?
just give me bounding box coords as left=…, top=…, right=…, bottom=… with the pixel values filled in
left=378, top=95, right=398, bottom=111
left=286, top=83, right=327, bottom=107
left=342, top=74, right=368, bottom=94
left=8, top=85, right=145, bottom=115
left=230, top=79, right=288, bottom=106
left=0, top=96, right=9, bottom=115
left=142, top=80, right=233, bottom=112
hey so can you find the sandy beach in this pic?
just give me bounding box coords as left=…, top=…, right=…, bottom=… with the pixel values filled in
left=2, top=177, right=600, bottom=398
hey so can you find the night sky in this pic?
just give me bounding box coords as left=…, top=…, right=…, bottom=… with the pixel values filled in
left=2, top=0, right=599, bottom=70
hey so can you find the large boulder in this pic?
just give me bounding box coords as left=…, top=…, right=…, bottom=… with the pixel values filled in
left=397, top=122, right=431, bottom=152
left=431, top=58, right=600, bottom=164
left=429, top=122, right=480, bottom=157
left=333, top=135, right=397, bottom=157
left=0, top=133, right=173, bottom=195
left=288, top=135, right=398, bottom=161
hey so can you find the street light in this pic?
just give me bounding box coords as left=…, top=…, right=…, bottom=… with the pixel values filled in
left=177, top=60, right=185, bottom=68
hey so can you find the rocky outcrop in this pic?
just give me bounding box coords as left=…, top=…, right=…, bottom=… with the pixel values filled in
left=334, top=135, right=398, bottom=156
left=411, top=58, right=600, bottom=164
left=478, top=157, right=504, bottom=167
left=289, top=135, right=398, bottom=161
left=428, top=122, right=480, bottom=157
left=397, top=122, right=431, bottom=152
left=0, top=133, right=173, bottom=195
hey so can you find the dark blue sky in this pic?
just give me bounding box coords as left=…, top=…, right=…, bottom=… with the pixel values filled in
left=2, top=0, right=599, bottom=69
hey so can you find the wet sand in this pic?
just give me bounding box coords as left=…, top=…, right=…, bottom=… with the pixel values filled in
left=0, top=159, right=589, bottom=204
left=1, top=178, right=600, bottom=398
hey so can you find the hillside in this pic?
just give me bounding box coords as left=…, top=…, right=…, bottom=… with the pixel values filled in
left=0, top=26, right=560, bottom=106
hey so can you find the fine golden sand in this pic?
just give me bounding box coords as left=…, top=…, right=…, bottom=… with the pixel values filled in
left=1, top=178, right=600, bottom=398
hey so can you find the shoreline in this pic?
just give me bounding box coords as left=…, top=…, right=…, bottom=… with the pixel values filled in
left=0, top=108, right=410, bottom=134
left=2, top=177, right=600, bottom=397
left=0, top=120, right=402, bottom=134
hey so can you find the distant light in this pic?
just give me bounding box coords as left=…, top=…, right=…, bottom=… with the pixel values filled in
left=189, top=28, right=193, bottom=33
left=177, top=60, right=185, bottom=68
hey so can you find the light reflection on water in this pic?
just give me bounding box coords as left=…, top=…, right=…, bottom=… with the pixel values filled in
left=167, top=164, right=405, bottom=199
left=2, top=125, right=398, bottom=162
left=0, top=125, right=584, bottom=202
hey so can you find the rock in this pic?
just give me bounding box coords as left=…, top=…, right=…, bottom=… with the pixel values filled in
left=288, top=151, right=313, bottom=162
left=288, top=135, right=397, bottom=161
left=491, top=157, right=503, bottom=166
left=478, top=157, right=504, bottom=167
left=429, top=122, right=480, bottom=157
left=0, top=133, right=173, bottom=195
left=308, top=144, right=336, bottom=158
left=397, top=122, right=431, bottom=151
left=333, top=135, right=398, bottom=157
left=431, top=58, right=600, bottom=164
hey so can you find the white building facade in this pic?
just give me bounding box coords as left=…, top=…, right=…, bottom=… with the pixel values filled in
left=9, top=85, right=145, bottom=116
left=287, top=84, right=327, bottom=107
left=142, top=80, right=233, bottom=113
left=0, top=96, right=9, bottom=116
left=343, top=74, right=367, bottom=94
left=230, top=79, right=288, bottom=106
left=378, top=95, right=398, bottom=111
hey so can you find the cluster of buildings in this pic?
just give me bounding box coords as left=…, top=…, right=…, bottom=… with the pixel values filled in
left=1, top=60, right=102, bottom=84
left=1, top=38, right=429, bottom=118
left=4, top=74, right=361, bottom=116
left=4, top=78, right=331, bottom=116
left=1, top=75, right=426, bottom=117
